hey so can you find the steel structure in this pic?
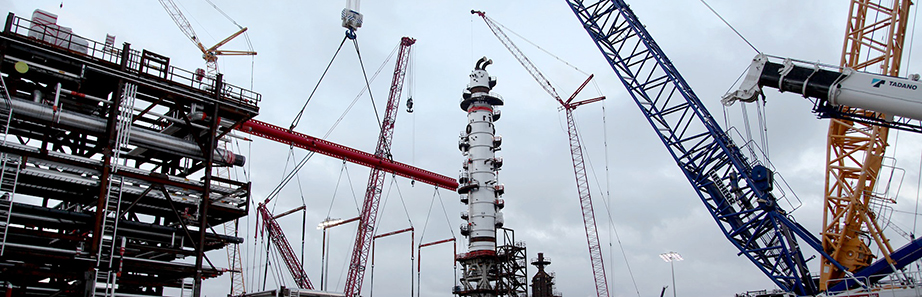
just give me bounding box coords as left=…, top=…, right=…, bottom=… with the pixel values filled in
left=564, top=0, right=856, bottom=294
left=236, top=119, right=456, bottom=190
left=723, top=53, right=922, bottom=292
left=0, top=11, right=258, bottom=296
left=820, top=0, right=911, bottom=288
left=256, top=203, right=313, bottom=289
left=471, top=11, right=608, bottom=297
left=158, top=0, right=256, bottom=77
left=343, top=36, right=416, bottom=297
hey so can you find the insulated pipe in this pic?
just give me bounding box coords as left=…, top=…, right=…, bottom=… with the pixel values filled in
left=1, top=98, right=244, bottom=166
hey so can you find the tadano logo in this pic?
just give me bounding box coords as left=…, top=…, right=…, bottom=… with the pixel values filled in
left=872, top=78, right=886, bottom=88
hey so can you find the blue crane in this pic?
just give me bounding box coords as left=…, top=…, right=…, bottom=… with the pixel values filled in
left=563, top=0, right=854, bottom=294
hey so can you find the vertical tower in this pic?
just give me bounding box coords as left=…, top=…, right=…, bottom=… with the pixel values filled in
left=455, top=57, right=504, bottom=297
left=531, top=253, right=556, bottom=297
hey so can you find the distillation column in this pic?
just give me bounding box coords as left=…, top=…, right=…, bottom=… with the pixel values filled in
left=455, top=57, right=505, bottom=297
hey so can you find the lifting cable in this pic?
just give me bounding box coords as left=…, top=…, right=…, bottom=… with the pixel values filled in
left=419, top=188, right=456, bottom=242
left=488, top=16, right=590, bottom=76
left=265, top=43, right=398, bottom=205
left=574, top=110, right=641, bottom=297
left=911, top=148, right=922, bottom=236
left=908, top=1, right=919, bottom=75
left=351, top=38, right=385, bottom=136
left=326, top=161, right=349, bottom=219
left=699, top=0, right=760, bottom=54
left=290, top=36, right=350, bottom=131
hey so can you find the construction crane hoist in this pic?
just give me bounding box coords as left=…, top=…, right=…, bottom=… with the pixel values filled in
left=566, top=0, right=839, bottom=295
left=566, top=0, right=922, bottom=294
left=158, top=0, right=256, bottom=77
left=724, top=53, right=922, bottom=291
left=725, top=54, right=922, bottom=132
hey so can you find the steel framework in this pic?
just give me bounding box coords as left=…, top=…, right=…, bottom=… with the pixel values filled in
left=564, top=0, right=857, bottom=294
left=343, top=36, right=416, bottom=297
left=820, top=0, right=912, bottom=289
left=0, top=12, right=257, bottom=296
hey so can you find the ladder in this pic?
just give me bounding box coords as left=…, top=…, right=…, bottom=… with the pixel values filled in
left=0, top=73, right=18, bottom=257
left=94, top=82, right=136, bottom=296
left=180, top=278, right=195, bottom=297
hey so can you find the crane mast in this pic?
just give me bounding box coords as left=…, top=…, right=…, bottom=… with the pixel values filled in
left=564, top=0, right=861, bottom=294
left=471, top=11, right=609, bottom=297
left=343, top=37, right=416, bottom=297
left=820, top=0, right=911, bottom=288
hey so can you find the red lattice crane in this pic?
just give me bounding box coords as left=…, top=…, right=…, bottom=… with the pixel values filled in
left=472, top=11, right=609, bottom=297
left=255, top=202, right=314, bottom=289
left=343, top=36, right=416, bottom=297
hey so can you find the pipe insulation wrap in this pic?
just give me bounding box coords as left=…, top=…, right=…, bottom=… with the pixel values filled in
left=2, top=98, right=245, bottom=166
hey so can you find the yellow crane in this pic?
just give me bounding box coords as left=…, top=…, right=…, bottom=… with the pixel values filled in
left=158, top=0, right=256, bottom=77
left=820, top=0, right=912, bottom=290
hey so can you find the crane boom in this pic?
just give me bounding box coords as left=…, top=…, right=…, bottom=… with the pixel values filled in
left=343, top=37, right=416, bottom=297
left=471, top=11, right=609, bottom=297
left=157, top=0, right=255, bottom=76
left=564, top=0, right=858, bottom=294
left=257, top=203, right=314, bottom=289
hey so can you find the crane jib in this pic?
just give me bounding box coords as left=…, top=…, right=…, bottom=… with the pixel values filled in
left=565, top=0, right=857, bottom=294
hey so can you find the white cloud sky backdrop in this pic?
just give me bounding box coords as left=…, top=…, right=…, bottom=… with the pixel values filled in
left=4, top=1, right=922, bottom=297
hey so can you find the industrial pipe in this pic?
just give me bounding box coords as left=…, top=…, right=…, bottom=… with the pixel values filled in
left=1, top=98, right=244, bottom=166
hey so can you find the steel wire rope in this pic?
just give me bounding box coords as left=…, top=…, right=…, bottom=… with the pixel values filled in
left=334, top=226, right=359, bottom=290
left=908, top=0, right=919, bottom=75
left=756, top=97, right=770, bottom=161
left=263, top=44, right=398, bottom=205
left=201, top=0, right=243, bottom=29
left=351, top=38, right=385, bottom=144
left=176, top=1, right=218, bottom=44
left=699, top=0, right=760, bottom=54
left=418, top=188, right=455, bottom=242
left=488, top=15, right=590, bottom=76
left=290, top=36, right=349, bottom=131
left=573, top=109, right=640, bottom=297
left=325, top=161, right=350, bottom=219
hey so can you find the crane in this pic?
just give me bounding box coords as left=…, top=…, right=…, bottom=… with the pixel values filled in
left=723, top=53, right=922, bottom=292
left=343, top=36, right=416, bottom=297
left=821, top=1, right=912, bottom=288
left=564, top=0, right=857, bottom=294
left=722, top=8, right=915, bottom=285
left=158, top=0, right=256, bottom=77
left=471, top=11, right=609, bottom=297
left=256, top=202, right=314, bottom=289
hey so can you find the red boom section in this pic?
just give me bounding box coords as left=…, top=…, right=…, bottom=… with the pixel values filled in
left=344, top=37, right=416, bottom=297
left=256, top=203, right=313, bottom=289
left=237, top=118, right=457, bottom=190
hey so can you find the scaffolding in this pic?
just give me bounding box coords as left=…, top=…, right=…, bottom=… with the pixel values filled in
left=0, top=12, right=258, bottom=296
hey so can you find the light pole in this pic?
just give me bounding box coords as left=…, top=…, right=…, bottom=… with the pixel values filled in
left=660, top=251, right=683, bottom=297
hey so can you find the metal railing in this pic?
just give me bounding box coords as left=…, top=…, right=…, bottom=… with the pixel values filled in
left=4, top=14, right=261, bottom=108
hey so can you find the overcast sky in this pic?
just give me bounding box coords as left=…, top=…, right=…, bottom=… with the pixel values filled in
left=5, top=1, right=922, bottom=297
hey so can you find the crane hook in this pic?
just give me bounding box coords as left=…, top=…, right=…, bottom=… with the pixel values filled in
left=406, top=97, right=414, bottom=113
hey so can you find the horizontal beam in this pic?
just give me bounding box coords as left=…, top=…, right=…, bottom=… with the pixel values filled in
left=237, top=119, right=457, bottom=190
